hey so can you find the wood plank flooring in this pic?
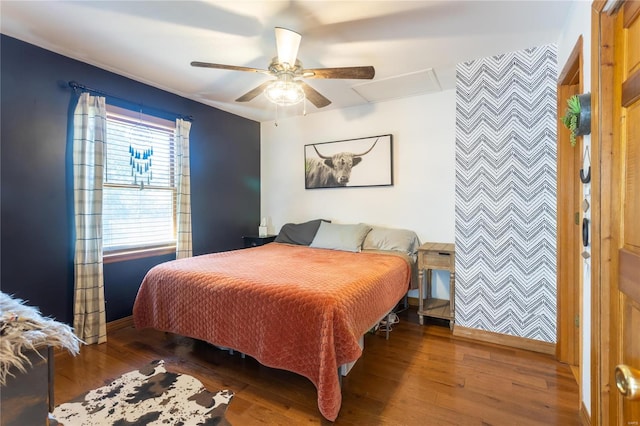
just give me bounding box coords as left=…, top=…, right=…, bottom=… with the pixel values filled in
left=53, top=308, right=581, bottom=425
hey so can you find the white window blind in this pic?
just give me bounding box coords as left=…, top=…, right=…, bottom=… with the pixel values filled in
left=104, top=106, right=176, bottom=253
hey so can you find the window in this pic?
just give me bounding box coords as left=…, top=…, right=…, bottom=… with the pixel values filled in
left=103, top=105, right=176, bottom=261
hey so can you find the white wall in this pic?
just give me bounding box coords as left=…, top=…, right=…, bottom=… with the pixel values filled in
left=260, top=89, right=457, bottom=298
left=556, top=0, right=592, bottom=416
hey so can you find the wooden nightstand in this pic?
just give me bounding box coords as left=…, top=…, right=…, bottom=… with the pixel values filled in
left=242, top=235, right=276, bottom=248
left=417, top=242, right=456, bottom=329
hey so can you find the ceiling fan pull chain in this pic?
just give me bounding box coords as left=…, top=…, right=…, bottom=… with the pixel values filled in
left=274, top=102, right=279, bottom=127
left=303, top=92, right=307, bottom=116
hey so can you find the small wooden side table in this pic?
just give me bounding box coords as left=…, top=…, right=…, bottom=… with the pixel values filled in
left=417, top=242, right=456, bottom=329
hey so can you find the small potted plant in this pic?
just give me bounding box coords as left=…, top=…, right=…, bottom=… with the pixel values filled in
left=561, top=93, right=591, bottom=146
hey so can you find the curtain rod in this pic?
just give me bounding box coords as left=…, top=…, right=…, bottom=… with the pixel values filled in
left=68, top=81, right=194, bottom=122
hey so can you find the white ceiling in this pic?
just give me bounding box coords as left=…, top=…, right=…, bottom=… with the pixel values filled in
left=1, top=0, right=573, bottom=122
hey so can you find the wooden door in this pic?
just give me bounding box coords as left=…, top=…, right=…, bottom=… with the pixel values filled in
left=611, top=1, right=640, bottom=424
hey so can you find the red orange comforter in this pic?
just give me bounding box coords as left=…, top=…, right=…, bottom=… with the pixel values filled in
left=133, top=242, right=411, bottom=421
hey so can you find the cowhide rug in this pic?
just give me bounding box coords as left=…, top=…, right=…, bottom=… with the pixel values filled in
left=50, top=360, right=233, bottom=426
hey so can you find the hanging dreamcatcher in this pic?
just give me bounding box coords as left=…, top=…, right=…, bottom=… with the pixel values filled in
left=128, top=123, right=153, bottom=187
left=129, top=145, right=153, bottom=186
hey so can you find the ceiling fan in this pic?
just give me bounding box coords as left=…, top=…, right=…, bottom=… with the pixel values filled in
left=191, top=27, right=375, bottom=108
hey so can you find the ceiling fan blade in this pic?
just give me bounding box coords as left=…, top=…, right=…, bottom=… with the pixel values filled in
left=275, top=27, right=301, bottom=67
left=303, top=66, right=375, bottom=80
left=235, top=81, right=274, bottom=102
left=300, top=82, right=331, bottom=108
left=191, top=61, right=270, bottom=75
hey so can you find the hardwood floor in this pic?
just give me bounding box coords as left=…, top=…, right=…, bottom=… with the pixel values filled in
left=53, top=308, right=581, bottom=425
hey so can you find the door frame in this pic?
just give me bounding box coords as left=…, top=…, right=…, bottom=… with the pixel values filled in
left=556, top=36, right=584, bottom=371
left=590, top=0, right=617, bottom=423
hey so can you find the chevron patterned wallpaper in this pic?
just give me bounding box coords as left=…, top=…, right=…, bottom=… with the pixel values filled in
left=455, top=44, right=558, bottom=343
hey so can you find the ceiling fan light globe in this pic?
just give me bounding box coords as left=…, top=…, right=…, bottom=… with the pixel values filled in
left=265, top=80, right=304, bottom=106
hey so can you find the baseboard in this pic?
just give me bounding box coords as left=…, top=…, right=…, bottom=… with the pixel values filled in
left=570, top=364, right=580, bottom=384
left=453, top=325, right=556, bottom=355
left=579, top=401, right=591, bottom=426
left=407, top=296, right=419, bottom=307
left=53, top=317, right=132, bottom=357
left=106, top=315, right=134, bottom=334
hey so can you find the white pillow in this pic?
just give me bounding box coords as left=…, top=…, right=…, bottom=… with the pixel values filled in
left=362, top=226, right=421, bottom=256
left=310, top=222, right=372, bottom=252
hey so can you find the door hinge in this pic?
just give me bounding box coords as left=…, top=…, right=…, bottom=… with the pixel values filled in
left=575, top=314, right=580, bottom=328
left=575, top=212, right=580, bottom=225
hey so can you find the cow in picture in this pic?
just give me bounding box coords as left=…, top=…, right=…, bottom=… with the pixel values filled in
left=305, top=138, right=379, bottom=188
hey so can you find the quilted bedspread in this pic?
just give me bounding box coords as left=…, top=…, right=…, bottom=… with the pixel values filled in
left=133, top=242, right=411, bottom=421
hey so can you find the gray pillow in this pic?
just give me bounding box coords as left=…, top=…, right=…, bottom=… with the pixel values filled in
left=362, top=226, right=421, bottom=256
left=275, top=219, right=330, bottom=245
left=310, top=222, right=372, bottom=252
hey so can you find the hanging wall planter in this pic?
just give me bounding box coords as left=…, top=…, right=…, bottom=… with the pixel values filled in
left=561, top=93, right=591, bottom=147
left=576, top=93, right=591, bottom=136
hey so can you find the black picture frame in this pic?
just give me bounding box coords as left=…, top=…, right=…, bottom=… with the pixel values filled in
left=304, top=134, right=393, bottom=189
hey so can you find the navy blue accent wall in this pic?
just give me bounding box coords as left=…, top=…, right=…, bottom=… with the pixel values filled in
left=1, top=35, right=261, bottom=323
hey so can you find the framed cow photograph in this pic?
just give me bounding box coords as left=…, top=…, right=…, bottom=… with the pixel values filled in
left=304, top=134, right=393, bottom=189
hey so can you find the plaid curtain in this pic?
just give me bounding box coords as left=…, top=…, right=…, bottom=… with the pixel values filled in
left=72, top=92, right=107, bottom=344
left=175, top=119, right=192, bottom=259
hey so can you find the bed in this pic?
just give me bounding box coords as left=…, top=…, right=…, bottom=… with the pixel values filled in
left=133, top=221, right=419, bottom=421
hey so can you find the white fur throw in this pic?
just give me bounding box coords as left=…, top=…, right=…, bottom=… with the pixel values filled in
left=0, top=292, right=82, bottom=385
